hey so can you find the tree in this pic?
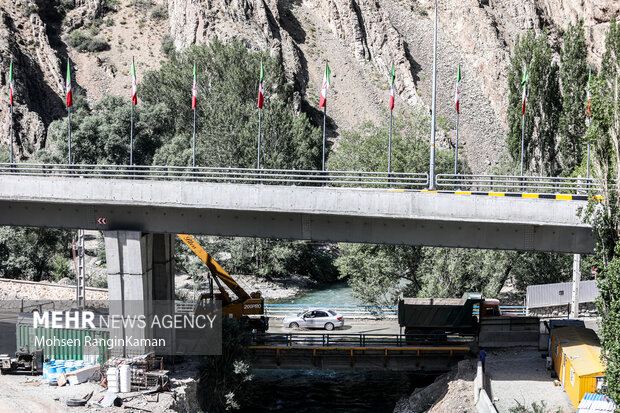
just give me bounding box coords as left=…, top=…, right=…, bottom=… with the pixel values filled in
left=0, top=227, right=72, bottom=281
left=559, top=20, right=589, bottom=174
left=582, top=16, right=620, bottom=403
left=42, top=94, right=169, bottom=165
left=335, top=244, right=425, bottom=305
left=143, top=40, right=321, bottom=170
left=507, top=30, right=562, bottom=176
left=176, top=236, right=338, bottom=283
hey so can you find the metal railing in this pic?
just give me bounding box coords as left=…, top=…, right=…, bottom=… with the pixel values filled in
left=2, top=162, right=611, bottom=195
left=174, top=302, right=527, bottom=317
left=0, top=162, right=613, bottom=195
left=264, top=304, right=397, bottom=318
left=251, top=332, right=477, bottom=347
left=0, top=163, right=429, bottom=189
left=435, top=174, right=606, bottom=194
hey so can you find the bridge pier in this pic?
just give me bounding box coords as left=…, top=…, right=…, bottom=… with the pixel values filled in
left=104, top=231, right=175, bottom=356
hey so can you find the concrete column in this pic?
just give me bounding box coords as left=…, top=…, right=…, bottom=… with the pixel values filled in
left=151, top=233, right=175, bottom=351
left=570, top=254, right=581, bottom=319
left=104, top=231, right=175, bottom=357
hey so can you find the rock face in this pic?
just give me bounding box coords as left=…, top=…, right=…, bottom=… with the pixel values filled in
left=0, top=1, right=65, bottom=160
left=167, top=0, right=619, bottom=173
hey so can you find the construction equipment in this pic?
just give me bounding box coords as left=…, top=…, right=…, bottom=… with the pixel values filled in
left=177, top=234, right=269, bottom=332
left=0, top=348, right=43, bottom=375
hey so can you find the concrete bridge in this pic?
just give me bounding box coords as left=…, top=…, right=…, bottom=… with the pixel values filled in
left=0, top=167, right=594, bottom=254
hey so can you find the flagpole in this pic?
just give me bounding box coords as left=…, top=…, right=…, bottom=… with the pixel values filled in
left=388, top=109, right=393, bottom=176
left=130, top=102, right=133, bottom=166
left=520, top=113, right=525, bottom=176
left=193, top=106, right=197, bottom=168
left=454, top=112, right=459, bottom=175
left=10, top=102, right=13, bottom=164
left=429, top=0, right=438, bottom=190
left=68, top=106, right=72, bottom=165
left=257, top=108, right=262, bottom=170
left=322, top=105, right=327, bottom=172
left=586, top=144, right=590, bottom=179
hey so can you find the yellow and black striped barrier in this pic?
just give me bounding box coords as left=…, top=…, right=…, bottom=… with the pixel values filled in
left=414, top=190, right=602, bottom=201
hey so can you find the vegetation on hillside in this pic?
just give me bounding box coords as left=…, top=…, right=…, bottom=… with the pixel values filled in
left=507, top=29, right=561, bottom=176
left=581, top=16, right=620, bottom=403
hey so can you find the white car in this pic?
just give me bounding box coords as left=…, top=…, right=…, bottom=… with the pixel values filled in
left=282, top=308, right=344, bottom=331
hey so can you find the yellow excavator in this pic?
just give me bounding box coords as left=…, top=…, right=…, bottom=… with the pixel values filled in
left=177, top=234, right=269, bottom=332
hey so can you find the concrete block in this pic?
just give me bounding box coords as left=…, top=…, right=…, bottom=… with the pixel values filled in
left=476, top=388, right=497, bottom=413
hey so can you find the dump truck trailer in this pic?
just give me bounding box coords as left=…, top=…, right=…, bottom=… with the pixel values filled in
left=398, top=293, right=504, bottom=339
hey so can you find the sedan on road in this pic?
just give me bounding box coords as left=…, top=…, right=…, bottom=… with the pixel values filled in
left=282, top=309, right=344, bottom=331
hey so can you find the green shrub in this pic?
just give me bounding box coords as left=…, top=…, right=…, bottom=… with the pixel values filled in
left=131, top=0, right=154, bottom=12
left=160, top=34, right=175, bottom=58
left=87, top=37, right=110, bottom=52
left=150, top=5, right=167, bottom=20
left=69, top=30, right=110, bottom=52
left=52, top=254, right=71, bottom=282
left=69, top=30, right=91, bottom=49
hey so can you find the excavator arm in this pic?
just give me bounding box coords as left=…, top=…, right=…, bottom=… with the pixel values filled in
left=177, top=234, right=268, bottom=331
left=177, top=234, right=251, bottom=301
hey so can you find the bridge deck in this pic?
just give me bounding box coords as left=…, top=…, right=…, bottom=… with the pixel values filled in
left=0, top=166, right=596, bottom=253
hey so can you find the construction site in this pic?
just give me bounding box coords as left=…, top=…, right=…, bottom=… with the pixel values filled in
left=0, top=231, right=613, bottom=413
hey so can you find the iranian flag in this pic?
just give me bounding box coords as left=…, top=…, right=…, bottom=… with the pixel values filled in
left=318, top=62, right=331, bottom=109
left=455, top=65, right=461, bottom=114
left=131, top=58, right=137, bottom=105
left=521, top=65, right=528, bottom=116
left=389, top=62, right=396, bottom=111
left=66, top=61, right=73, bottom=108
left=192, top=62, right=197, bottom=110
left=257, top=61, right=264, bottom=109
left=8, top=59, right=14, bottom=105
left=586, top=67, right=592, bottom=127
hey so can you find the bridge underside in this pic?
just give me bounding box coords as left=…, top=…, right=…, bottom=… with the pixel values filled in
left=249, top=346, right=469, bottom=371
left=0, top=200, right=594, bottom=253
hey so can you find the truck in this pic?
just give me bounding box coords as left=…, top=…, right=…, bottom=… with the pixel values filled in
left=398, top=292, right=503, bottom=342
left=177, top=234, right=269, bottom=332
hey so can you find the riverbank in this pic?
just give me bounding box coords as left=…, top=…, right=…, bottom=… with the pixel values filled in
left=0, top=271, right=318, bottom=303
left=174, top=272, right=317, bottom=302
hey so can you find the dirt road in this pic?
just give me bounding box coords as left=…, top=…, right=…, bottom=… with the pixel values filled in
left=486, top=349, right=574, bottom=412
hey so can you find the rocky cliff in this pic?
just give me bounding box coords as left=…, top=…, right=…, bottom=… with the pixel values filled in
left=0, top=0, right=66, bottom=159
left=1, top=0, right=618, bottom=171
left=167, top=0, right=619, bottom=172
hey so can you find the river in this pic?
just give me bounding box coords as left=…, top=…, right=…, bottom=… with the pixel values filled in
left=241, top=370, right=437, bottom=413
left=269, top=281, right=362, bottom=305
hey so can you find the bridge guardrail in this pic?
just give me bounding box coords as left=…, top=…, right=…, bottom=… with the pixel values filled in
left=0, top=163, right=429, bottom=189
left=435, top=173, right=610, bottom=194
left=175, top=302, right=526, bottom=317
left=264, top=304, right=398, bottom=318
